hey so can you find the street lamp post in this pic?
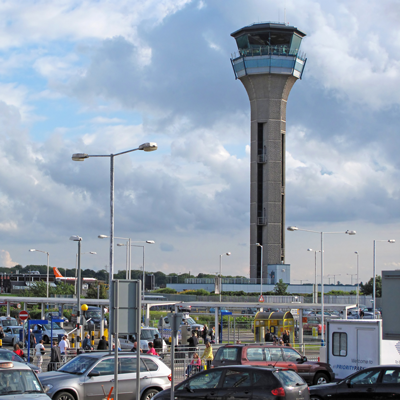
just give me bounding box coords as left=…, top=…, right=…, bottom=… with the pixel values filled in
left=372, top=239, right=395, bottom=318
left=287, top=226, right=356, bottom=345
left=219, top=252, right=231, bottom=302
left=74, top=252, right=97, bottom=295
left=307, top=249, right=321, bottom=303
left=69, top=236, right=82, bottom=346
left=256, top=243, right=263, bottom=295
left=29, top=249, right=50, bottom=298
left=354, top=251, right=359, bottom=309
left=73, top=142, right=157, bottom=354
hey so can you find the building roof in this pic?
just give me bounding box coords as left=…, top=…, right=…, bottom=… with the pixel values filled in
left=231, top=22, right=306, bottom=39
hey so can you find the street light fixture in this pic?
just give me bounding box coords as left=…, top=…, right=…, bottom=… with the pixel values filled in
left=256, top=243, right=263, bottom=295
left=219, top=252, right=231, bottom=302
left=372, top=239, right=395, bottom=318
left=29, top=249, right=50, bottom=298
left=73, top=142, right=157, bottom=355
left=287, top=226, right=356, bottom=346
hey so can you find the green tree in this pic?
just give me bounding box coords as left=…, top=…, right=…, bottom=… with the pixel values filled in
left=153, top=288, right=177, bottom=294
left=86, top=283, right=107, bottom=299
left=54, top=282, right=75, bottom=295
left=274, top=279, right=288, bottom=295
left=360, top=276, right=381, bottom=297
left=25, top=281, right=49, bottom=297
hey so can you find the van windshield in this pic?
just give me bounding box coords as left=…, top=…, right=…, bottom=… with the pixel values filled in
left=185, top=318, right=196, bottom=325
left=86, top=311, right=102, bottom=319
left=141, top=330, right=159, bottom=340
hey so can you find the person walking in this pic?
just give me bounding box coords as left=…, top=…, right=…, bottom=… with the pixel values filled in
left=59, top=336, right=68, bottom=358
left=200, top=341, right=213, bottom=370
left=35, top=340, right=45, bottom=372
left=82, top=334, right=93, bottom=351
left=13, top=343, right=25, bottom=360
left=202, top=325, right=208, bottom=343
left=97, top=335, right=108, bottom=350
left=153, top=334, right=163, bottom=353
left=187, top=331, right=198, bottom=351
left=265, top=328, right=273, bottom=343
left=50, top=340, right=61, bottom=371
left=147, top=342, right=159, bottom=356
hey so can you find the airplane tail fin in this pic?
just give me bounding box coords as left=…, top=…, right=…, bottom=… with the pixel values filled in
left=53, top=267, right=63, bottom=278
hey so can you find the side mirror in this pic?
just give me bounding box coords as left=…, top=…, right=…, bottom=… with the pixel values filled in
left=184, top=385, right=194, bottom=393
left=88, top=371, right=100, bottom=377
left=346, top=379, right=352, bottom=388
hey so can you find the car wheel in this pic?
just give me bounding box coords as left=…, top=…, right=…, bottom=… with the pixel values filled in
left=43, top=335, right=50, bottom=344
left=53, top=391, right=76, bottom=400
left=141, top=388, right=160, bottom=400
left=310, top=397, right=322, bottom=400
left=313, top=372, right=330, bottom=385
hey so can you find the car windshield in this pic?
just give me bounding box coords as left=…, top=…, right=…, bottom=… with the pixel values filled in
left=11, top=329, right=21, bottom=334
left=0, top=369, right=42, bottom=394
left=58, top=356, right=97, bottom=375
left=141, top=330, right=158, bottom=341
left=0, top=352, right=24, bottom=363
left=1, top=319, right=17, bottom=327
left=86, top=311, right=102, bottom=319
left=43, top=323, right=61, bottom=330
left=185, top=318, right=196, bottom=325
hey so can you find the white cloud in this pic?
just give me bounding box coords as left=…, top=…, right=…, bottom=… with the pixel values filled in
left=0, top=250, right=18, bottom=267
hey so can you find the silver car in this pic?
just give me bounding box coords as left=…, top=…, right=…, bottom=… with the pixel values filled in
left=2, top=326, right=23, bottom=346
left=39, top=352, right=171, bottom=400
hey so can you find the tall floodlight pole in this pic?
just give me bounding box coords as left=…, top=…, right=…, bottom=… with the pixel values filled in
left=354, top=251, right=359, bottom=309
left=288, top=227, right=356, bottom=345
left=307, top=248, right=321, bottom=303
left=372, top=239, right=395, bottom=318
left=219, top=252, right=231, bottom=302
left=69, top=236, right=82, bottom=347
left=29, top=249, right=50, bottom=298
left=72, top=142, right=157, bottom=356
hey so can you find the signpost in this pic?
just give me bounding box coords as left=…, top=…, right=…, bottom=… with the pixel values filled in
left=17, top=303, right=21, bottom=309
left=258, top=294, right=264, bottom=303
left=168, top=312, right=183, bottom=400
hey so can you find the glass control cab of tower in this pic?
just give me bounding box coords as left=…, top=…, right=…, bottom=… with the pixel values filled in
left=230, top=23, right=307, bottom=79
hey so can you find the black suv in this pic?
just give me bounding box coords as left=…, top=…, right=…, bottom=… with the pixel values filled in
left=212, top=344, right=334, bottom=385
left=154, top=365, right=310, bottom=400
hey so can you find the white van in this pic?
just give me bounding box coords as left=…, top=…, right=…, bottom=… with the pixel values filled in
left=0, top=317, right=18, bottom=328
left=325, top=319, right=399, bottom=380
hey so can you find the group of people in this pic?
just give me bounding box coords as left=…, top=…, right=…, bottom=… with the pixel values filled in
left=265, top=328, right=291, bottom=346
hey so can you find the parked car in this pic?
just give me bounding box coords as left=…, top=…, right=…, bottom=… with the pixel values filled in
left=212, top=344, right=334, bottom=385
left=0, top=349, right=40, bottom=373
left=309, top=365, right=400, bottom=400
left=0, top=316, right=18, bottom=328
left=241, top=307, right=259, bottom=315
left=303, top=317, right=326, bottom=335
left=2, top=325, right=23, bottom=346
left=39, top=352, right=172, bottom=400
left=209, top=308, right=229, bottom=313
left=0, top=360, right=48, bottom=398
left=119, top=327, right=168, bottom=352
left=24, top=321, right=67, bottom=344
left=153, top=365, right=310, bottom=400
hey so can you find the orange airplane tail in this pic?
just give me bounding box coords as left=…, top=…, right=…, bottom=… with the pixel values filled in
left=53, top=267, right=64, bottom=278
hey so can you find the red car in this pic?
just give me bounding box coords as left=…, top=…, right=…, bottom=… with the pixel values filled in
left=212, top=344, right=334, bottom=385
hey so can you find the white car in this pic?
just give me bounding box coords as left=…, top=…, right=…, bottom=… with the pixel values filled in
left=25, top=321, right=67, bottom=344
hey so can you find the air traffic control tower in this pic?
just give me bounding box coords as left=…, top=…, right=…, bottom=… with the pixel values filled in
left=230, top=22, right=306, bottom=281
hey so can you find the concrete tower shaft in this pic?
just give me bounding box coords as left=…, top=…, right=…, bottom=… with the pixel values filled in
left=230, top=22, right=306, bottom=281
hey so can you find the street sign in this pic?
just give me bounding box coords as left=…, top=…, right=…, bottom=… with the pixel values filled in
left=19, top=311, right=28, bottom=320
left=259, top=294, right=264, bottom=303
left=17, top=303, right=21, bottom=309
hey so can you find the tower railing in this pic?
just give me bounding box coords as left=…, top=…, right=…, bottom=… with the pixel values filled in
left=231, top=45, right=306, bottom=61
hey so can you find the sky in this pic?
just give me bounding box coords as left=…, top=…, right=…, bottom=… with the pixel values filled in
left=0, top=0, right=399, bottom=285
